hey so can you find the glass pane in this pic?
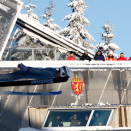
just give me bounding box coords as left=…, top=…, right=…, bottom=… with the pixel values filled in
left=44, top=110, right=91, bottom=127
left=10, top=49, right=32, bottom=61
left=89, top=110, right=111, bottom=126
left=2, top=24, right=59, bottom=61
left=0, top=4, right=15, bottom=54
left=34, top=49, right=55, bottom=60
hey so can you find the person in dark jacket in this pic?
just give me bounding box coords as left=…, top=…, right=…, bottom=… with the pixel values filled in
left=80, top=115, right=89, bottom=126
left=94, top=51, right=105, bottom=61
left=52, top=114, right=63, bottom=127
left=80, top=51, right=92, bottom=61
left=70, top=114, right=79, bottom=126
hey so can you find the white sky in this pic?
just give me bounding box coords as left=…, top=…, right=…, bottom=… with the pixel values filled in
left=20, top=0, right=131, bottom=59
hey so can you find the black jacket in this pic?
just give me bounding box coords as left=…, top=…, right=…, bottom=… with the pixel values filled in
left=80, top=54, right=92, bottom=61
left=94, top=52, right=105, bottom=61
left=52, top=118, right=63, bottom=127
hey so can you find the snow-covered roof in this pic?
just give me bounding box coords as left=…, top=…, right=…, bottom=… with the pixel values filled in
left=17, top=13, right=95, bottom=57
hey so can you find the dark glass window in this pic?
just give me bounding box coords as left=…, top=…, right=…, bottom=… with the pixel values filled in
left=43, top=109, right=112, bottom=127
left=44, top=110, right=91, bottom=127
left=89, top=110, right=111, bottom=126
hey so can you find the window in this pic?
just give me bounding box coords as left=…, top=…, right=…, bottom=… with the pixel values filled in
left=44, top=110, right=91, bottom=127
left=43, top=109, right=112, bottom=127
left=89, top=110, right=111, bottom=126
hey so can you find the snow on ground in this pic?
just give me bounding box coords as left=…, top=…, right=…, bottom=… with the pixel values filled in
left=19, top=127, right=131, bottom=131
left=19, top=127, right=42, bottom=131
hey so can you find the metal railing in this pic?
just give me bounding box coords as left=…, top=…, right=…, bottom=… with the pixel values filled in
left=3, top=47, right=57, bottom=61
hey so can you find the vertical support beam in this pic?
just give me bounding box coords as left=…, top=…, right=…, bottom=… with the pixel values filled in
left=55, top=49, right=56, bottom=60
left=121, top=107, right=126, bottom=127
left=9, top=48, right=11, bottom=61
left=51, top=83, right=62, bottom=105
left=120, top=77, right=131, bottom=105
left=124, top=106, right=128, bottom=127
left=32, top=48, right=34, bottom=60
left=97, top=70, right=112, bottom=105
left=119, top=107, right=122, bottom=127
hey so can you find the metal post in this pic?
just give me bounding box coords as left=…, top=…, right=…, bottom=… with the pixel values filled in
left=55, top=49, right=56, bottom=60
left=9, top=48, right=11, bottom=61
left=32, top=48, right=34, bottom=60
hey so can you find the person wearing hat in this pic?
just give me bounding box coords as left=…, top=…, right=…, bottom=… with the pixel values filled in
left=67, top=51, right=75, bottom=60
left=70, top=114, right=80, bottom=126
left=117, top=53, right=127, bottom=61
left=106, top=51, right=116, bottom=61
left=80, top=51, right=92, bottom=61
left=94, top=51, right=105, bottom=61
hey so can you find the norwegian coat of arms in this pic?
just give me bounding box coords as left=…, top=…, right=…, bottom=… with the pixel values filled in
left=71, top=75, right=83, bottom=95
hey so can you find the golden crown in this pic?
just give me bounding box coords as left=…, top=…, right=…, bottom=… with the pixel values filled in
left=72, top=75, right=82, bottom=82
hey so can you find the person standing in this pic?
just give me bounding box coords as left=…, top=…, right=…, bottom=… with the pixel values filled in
left=128, top=57, right=131, bottom=60
left=117, top=53, right=127, bottom=61
left=94, top=51, right=105, bottom=61
left=106, top=52, right=116, bottom=61
left=70, top=114, right=79, bottom=126
left=52, top=114, right=63, bottom=127
left=67, top=52, right=75, bottom=60
left=80, top=115, right=89, bottom=126
left=80, top=51, right=92, bottom=61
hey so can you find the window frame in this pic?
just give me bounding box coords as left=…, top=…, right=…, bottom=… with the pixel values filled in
left=41, top=108, right=114, bottom=128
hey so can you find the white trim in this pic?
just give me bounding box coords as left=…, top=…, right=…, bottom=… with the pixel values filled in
left=42, top=110, right=50, bottom=128
left=0, top=61, right=131, bottom=69
left=86, top=110, right=94, bottom=126
left=41, top=108, right=114, bottom=129
left=106, top=109, right=114, bottom=126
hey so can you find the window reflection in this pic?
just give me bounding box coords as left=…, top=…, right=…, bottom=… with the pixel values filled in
left=89, top=110, right=111, bottom=126
left=44, top=110, right=91, bottom=127
left=43, top=109, right=112, bottom=127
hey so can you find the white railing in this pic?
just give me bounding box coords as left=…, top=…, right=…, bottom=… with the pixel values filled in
left=0, top=60, right=131, bottom=69
left=3, top=47, right=57, bottom=61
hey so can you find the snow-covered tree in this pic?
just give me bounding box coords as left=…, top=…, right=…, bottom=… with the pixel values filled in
left=24, top=0, right=39, bottom=21
left=40, top=0, right=60, bottom=32
left=59, top=0, right=95, bottom=49
left=96, top=21, right=120, bottom=58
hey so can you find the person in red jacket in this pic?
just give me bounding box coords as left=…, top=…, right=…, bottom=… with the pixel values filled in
left=117, top=53, right=127, bottom=61
left=128, top=57, right=131, bottom=60
left=67, top=52, right=75, bottom=60
left=106, top=52, right=116, bottom=61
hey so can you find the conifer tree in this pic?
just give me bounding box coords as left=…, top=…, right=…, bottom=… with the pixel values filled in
left=24, top=0, right=38, bottom=21
left=40, top=0, right=60, bottom=32
left=59, top=0, right=95, bottom=49
left=96, top=21, right=120, bottom=58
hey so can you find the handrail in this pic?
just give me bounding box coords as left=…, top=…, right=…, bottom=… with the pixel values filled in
left=3, top=47, right=57, bottom=61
